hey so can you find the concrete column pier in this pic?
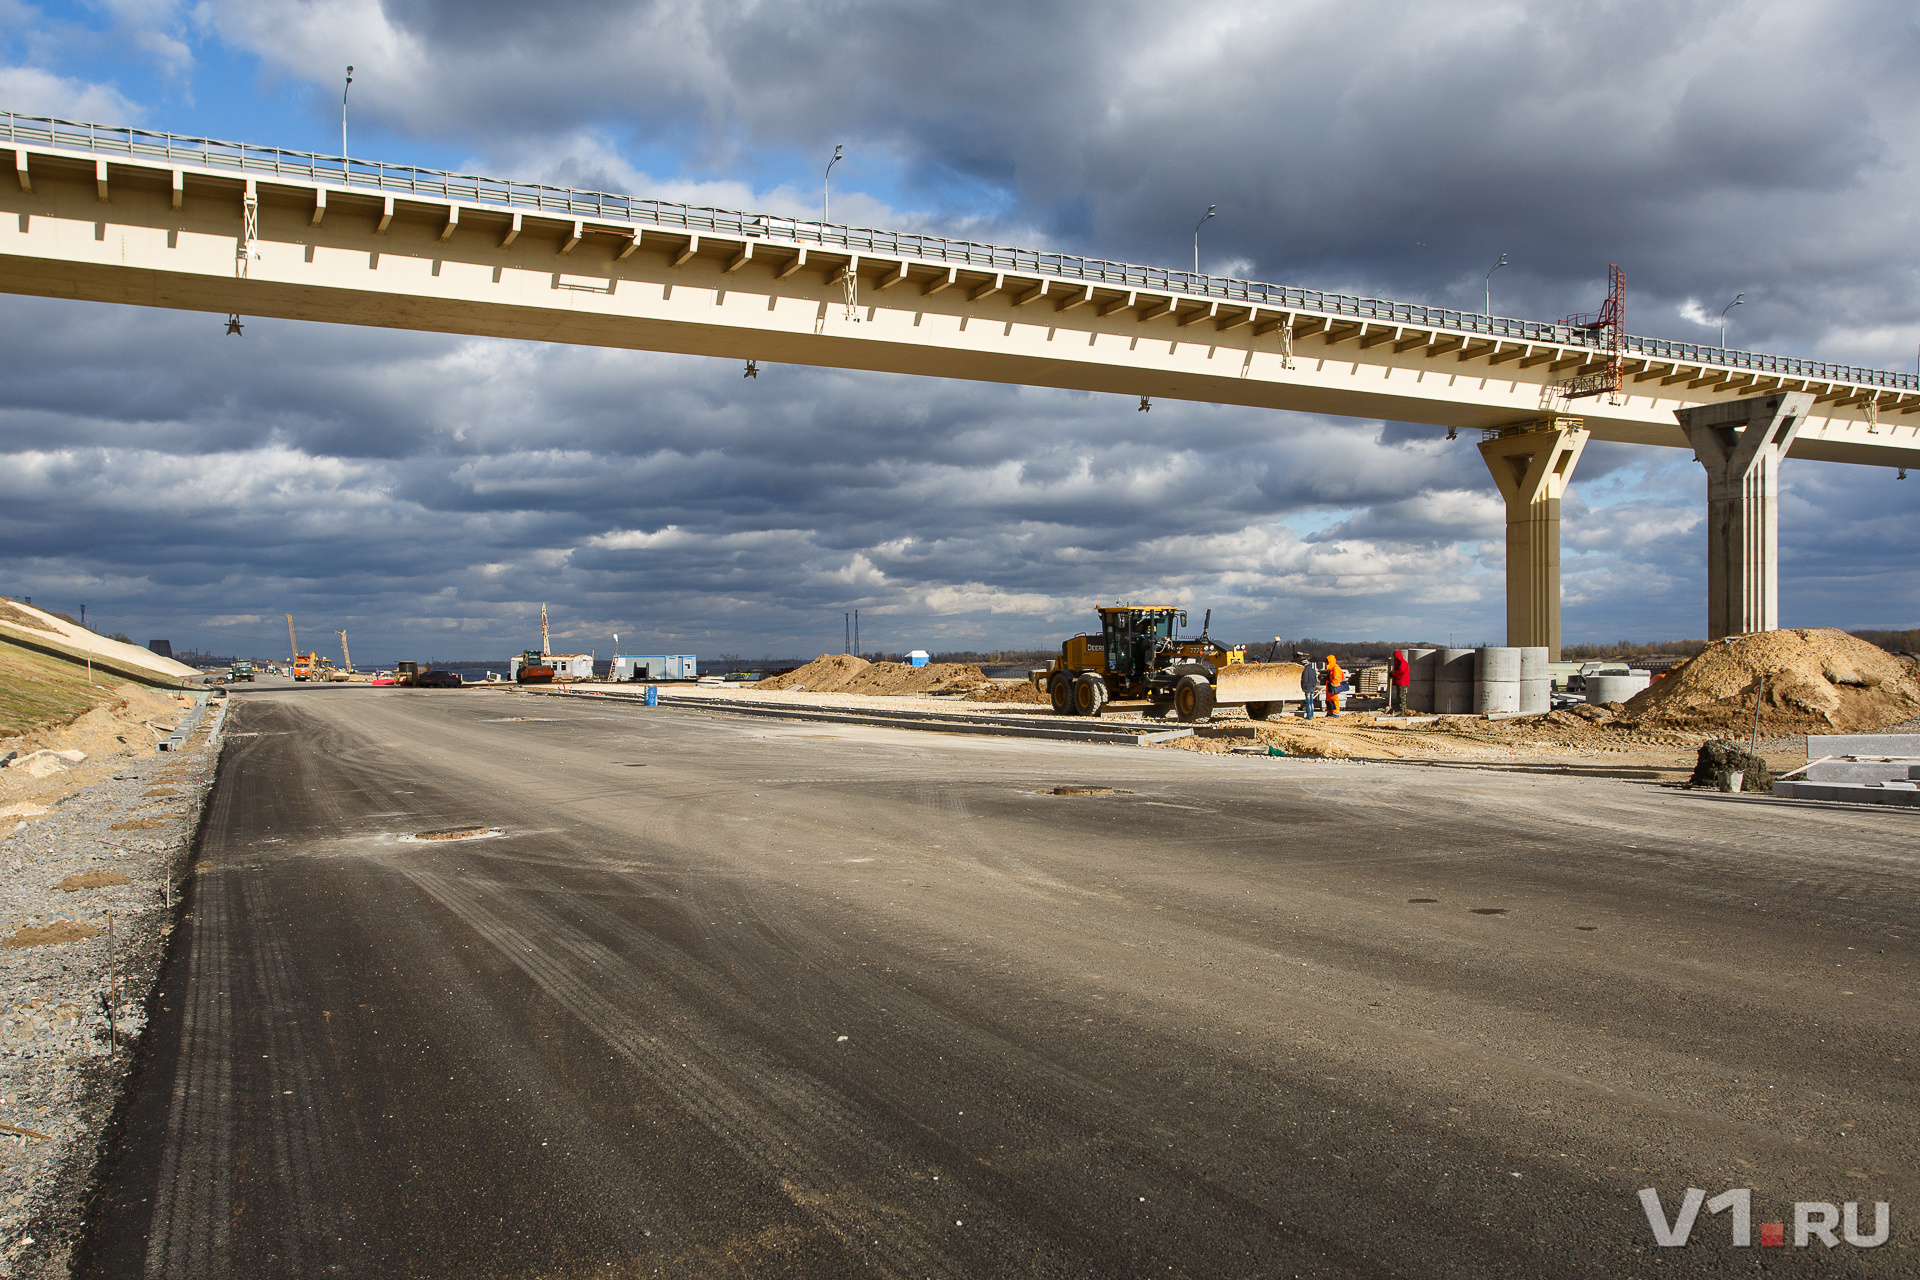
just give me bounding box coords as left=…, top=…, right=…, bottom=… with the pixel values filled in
left=1676, top=392, right=1813, bottom=640
left=1478, top=417, right=1590, bottom=660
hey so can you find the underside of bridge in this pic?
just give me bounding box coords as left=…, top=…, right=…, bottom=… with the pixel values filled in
left=1, top=118, right=1915, bottom=647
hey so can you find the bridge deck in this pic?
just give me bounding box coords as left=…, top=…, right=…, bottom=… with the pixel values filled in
left=3, top=113, right=1916, bottom=467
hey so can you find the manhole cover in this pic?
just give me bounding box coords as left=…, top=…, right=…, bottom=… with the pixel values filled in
left=411, top=826, right=496, bottom=842
left=1469, top=907, right=1508, bottom=915
left=1051, top=786, right=1120, bottom=796
left=1407, top=897, right=1439, bottom=904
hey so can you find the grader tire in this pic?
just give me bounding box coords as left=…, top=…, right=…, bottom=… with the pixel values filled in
left=1074, top=673, right=1109, bottom=717
left=1246, top=701, right=1273, bottom=721
left=1049, top=672, right=1075, bottom=715
left=1175, top=675, right=1216, bottom=723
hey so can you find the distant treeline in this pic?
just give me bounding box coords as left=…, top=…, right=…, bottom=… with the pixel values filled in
left=1559, top=639, right=1708, bottom=661
left=1258, top=639, right=1445, bottom=665
left=1851, top=629, right=1920, bottom=654
left=929, top=649, right=1058, bottom=667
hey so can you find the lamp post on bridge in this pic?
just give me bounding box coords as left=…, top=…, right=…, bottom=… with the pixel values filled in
left=1193, top=204, right=1216, bottom=276
left=1484, top=253, right=1508, bottom=317
left=342, top=66, right=353, bottom=164
left=1719, top=294, right=1744, bottom=351
left=824, top=145, right=843, bottom=224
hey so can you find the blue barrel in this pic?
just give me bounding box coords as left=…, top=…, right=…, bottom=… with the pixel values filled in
left=644, top=685, right=658, bottom=707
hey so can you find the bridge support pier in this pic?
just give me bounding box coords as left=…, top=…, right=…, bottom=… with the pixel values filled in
left=1676, top=391, right=1812, bottom=640
left=1479, top=418, right=1590, bottom=661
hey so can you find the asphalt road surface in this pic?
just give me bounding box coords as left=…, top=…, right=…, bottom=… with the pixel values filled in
left=78, top=685, right=1917, bottom=1277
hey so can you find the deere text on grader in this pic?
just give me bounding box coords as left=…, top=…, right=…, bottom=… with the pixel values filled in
left=1031, top=606, right=1303, bottom=722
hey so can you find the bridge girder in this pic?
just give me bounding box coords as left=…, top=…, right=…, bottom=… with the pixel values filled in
left=0, top=141, right=1915, bottom=467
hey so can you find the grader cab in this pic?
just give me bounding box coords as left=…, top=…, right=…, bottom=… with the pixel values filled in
left=1032, top=606, right=1304, bottom=722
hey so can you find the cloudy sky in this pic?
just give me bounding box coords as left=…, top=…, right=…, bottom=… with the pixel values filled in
left=2, top=0, right=1917, bottom=663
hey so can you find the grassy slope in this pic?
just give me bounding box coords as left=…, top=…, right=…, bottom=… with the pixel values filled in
left=0, top=634, right=125, bottom=738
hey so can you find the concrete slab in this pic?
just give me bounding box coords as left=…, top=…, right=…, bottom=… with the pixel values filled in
left=1803, top=760, right=1917, bottom=784
left=1806, top=733, right=1920, bottom=758
left=529, top=687, right=1193, bottom=746
left=1773, top=779, right=1920, bottom=807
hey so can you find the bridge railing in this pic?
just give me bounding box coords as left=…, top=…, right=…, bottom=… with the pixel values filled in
left=4, top=111, right=1914, bottom=392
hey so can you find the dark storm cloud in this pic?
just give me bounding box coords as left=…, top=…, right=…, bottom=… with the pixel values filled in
left=217, top=0, right=1920, bottom=356
left=1, top=0, right=1915, bottom=658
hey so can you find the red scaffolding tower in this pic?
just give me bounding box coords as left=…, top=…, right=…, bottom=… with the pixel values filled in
left=1558, top=264, right=1624, bottom=401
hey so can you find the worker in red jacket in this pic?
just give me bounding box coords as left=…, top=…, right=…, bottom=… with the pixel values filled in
left=1389, top=649, right=1411, bottom=715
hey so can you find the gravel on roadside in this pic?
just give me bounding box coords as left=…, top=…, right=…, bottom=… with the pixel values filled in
left=0, top=695, right=228, bottom=1278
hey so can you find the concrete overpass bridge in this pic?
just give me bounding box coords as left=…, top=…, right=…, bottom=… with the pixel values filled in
left=4, top=113, right=1915, bottom=654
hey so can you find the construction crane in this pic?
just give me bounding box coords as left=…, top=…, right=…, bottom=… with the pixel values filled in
left=335, top=629, right=353, bottom=674
left=287, top=613, right=298, bottom=662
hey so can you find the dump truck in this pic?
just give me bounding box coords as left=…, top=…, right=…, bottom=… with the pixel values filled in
left=291, top=652, right=317, bottom=681
left=1032, top=605, right=1303, bottom=721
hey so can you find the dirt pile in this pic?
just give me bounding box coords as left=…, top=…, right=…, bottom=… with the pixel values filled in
left=1622, top=629, right=1920, bottom=735
left=756, top=654, right=990, bottom=695
left=756, top=653, right=870, bottom=691
left=964, top=680, right=1047, bottom=705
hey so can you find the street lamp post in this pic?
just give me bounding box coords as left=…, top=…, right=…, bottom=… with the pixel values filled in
left=824, top=145, right=843, bottom=223
left=1193, top=204, right=1216, bottom=276
left=1484, top=253, right=1508, bottom=317
left=342, top=66, right=353, bottom=163
left=1719, top=294, right=1744, bottom=350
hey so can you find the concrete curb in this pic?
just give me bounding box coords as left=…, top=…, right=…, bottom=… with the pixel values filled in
left=1772, top=779, right=1920, bottom=808
left=525, top=688, right=1194, bottom=746
left=158, top=693, right=214, bottom=751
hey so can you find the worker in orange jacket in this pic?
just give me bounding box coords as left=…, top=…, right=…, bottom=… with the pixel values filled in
left=1324, top=654, right=1347, bottom=716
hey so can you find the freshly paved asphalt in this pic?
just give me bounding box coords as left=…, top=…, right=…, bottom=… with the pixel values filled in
left=79, top=683, right=1918, bottom=1277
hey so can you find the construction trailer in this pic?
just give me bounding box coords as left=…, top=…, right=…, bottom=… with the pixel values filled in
left=612, top=654, right=697, bottom=681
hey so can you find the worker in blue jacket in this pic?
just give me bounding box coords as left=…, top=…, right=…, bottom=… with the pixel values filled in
left=1299, top=658, right=1319, bottom=720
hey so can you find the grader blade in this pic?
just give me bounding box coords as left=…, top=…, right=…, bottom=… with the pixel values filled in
left=1213, top=662, right=1303, bottom=706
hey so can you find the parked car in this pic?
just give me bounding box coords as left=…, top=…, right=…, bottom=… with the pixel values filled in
left=416, top=670, right=464, bottom=688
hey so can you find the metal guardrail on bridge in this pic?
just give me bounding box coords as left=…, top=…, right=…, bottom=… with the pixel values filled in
left=4, top=111, right=1914, bottom=392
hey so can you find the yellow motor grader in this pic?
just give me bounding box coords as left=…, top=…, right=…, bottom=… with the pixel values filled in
left=1031, top=606, right=1304, bottom=722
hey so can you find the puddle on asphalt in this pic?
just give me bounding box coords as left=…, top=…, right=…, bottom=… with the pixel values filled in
left=400, top=826, right=504, bottom=844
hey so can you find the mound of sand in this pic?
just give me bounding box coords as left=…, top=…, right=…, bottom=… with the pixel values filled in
left=963, top=680, right=1047, bottom=705
left=756, top=654, right=870, bottom=691
left=1622, top=628, right=1920, bottom=735
left=756, top=654, right=990, bottom=695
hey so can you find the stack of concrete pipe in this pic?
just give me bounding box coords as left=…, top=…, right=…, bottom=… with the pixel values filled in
left=1435, top=648, right=1477, bottom=714
left=1406, top=648, right=1437, bottom=712
left=1519, top=646, right=1550, bottom=714
left=1474, top=647, right=1521, bottom=714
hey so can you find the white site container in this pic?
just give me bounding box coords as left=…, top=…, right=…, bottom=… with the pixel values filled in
left=614, top=655, right=698, bottom=681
